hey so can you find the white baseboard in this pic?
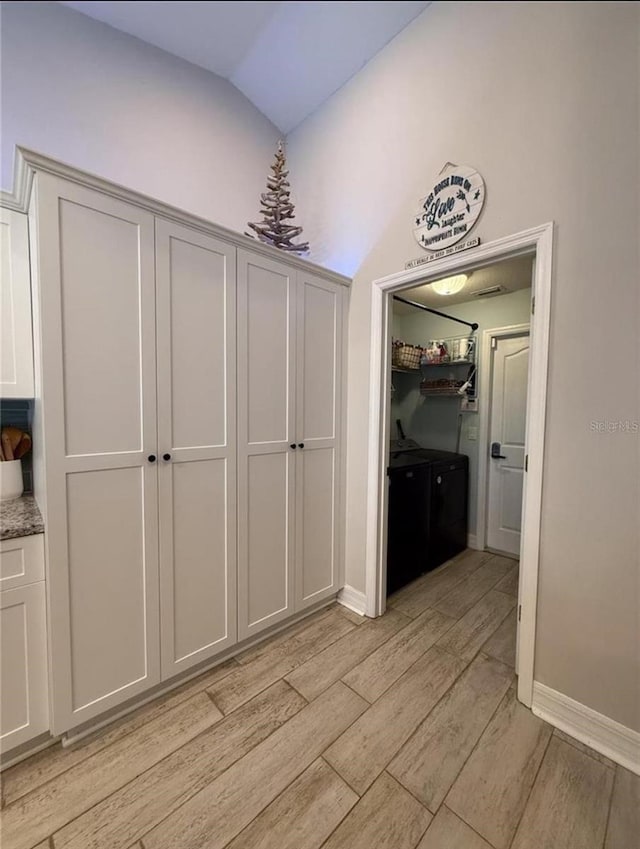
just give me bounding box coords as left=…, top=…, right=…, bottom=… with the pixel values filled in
left=532, top=682, right=640, bottom=775
left=337, top=585, right=368, bottom=617
left=467, top=533, right=480, bottom=550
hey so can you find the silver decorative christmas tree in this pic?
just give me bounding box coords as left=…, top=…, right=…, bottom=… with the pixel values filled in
left=246, top=141, right=309, bottom=254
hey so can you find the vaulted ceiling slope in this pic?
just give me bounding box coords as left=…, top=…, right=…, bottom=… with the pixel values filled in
left=60, top=1, right=431, bottom=132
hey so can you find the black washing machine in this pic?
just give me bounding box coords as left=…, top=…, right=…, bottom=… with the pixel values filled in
left=386, top=439, right=468, bottom=596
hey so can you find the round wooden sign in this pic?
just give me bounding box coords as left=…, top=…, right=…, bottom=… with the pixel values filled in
left=413, top=164, right=485, bottom=251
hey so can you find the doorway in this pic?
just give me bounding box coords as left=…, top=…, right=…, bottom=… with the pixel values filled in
left=365, top=223, right=553, bottom=707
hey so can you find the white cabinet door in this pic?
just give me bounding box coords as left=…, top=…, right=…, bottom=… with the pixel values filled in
left=0, top=582, right=48, bottom=752
left=156, top=219, right=237, bottom=678
left=237, top=251, right=296, bottom=640
left=34, top=175, right=160, bottom=734
left=295, top=274, right=344, bottom=610
left=0, top=208, right=34, bottom=397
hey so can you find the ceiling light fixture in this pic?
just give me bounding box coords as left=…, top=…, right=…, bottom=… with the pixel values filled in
left=431, top=274, right=467, bottom=296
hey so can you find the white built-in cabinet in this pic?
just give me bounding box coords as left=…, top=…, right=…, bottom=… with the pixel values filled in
left=28, top=162, right=347, bottom=736
left=0, top=535, right=48, bottom=753
left=237, top=252, right=343, bottom=639
left=0, top=208, right=34, bottom=397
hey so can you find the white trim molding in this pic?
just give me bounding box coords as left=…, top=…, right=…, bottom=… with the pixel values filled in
left=365, top=222, right=554, bottom=709
left=466, top=533, right=480, bottom=551
left=338, top=585, right=368, bottom=617
left=532, top=682, right=640, bottom=775
left=2, top=147, right=350, bottom=288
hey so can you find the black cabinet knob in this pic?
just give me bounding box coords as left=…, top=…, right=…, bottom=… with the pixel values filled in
left=163, top=453, right=171, bottom=461
left=290, top=443, right=297, bottom=450
left=298, top=443, right=305, bottom=449
left=148, top=454, right=156, bottom=463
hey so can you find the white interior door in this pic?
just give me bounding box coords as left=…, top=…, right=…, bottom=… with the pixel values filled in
left=156, top=219, right=237, bottom=679
left=35, top=175, right=160, bottom=734
left=295, top=273, right=343, bottom=610
left=486, top=332, right=530, bottom=556
left=237, top=250, right=296, bottom=640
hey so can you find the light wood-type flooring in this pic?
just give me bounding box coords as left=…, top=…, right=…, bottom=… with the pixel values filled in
left=1, top=549, right=637, bottom=849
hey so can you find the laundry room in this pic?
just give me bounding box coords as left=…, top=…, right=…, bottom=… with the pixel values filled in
left=387, top=254, right=534, bottom=597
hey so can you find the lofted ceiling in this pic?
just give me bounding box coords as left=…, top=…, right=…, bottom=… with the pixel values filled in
left=394, top=255, right=534, bottom=313
left=59, top=1, right=431, bottom=133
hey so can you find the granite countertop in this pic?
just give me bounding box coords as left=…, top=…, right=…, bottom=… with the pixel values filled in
left=0, top=495, right=45, bottom=540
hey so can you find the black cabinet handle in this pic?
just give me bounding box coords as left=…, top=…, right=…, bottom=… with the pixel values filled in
left=163, top=453, right=171, bottom=461
left=290, top=443, right=297, bottom=450
left=298, top=443, right=305, bottom=449
left=148, top=454, right=156, bottom=463
left=491, top=442, right=507, bottom=459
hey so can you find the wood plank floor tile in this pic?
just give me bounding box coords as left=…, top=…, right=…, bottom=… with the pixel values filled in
left=234, top=607, right=336, bottom=665
left=433, top=559, right=512, bottom=620
left=1, top=658, right=237, bottom=807
left=53, top=680, right=305, bottom=849
left=417, top=805, right=493, bottom=849
left=445, top=687, right=552, bottom=849
left=1, top=693, right=223, bottom=849
left=436, top=590, right=516, bottom=663
left=335, top=605, right=368, bottom=626
left=342, top=608, right=456, bottom=703
left=511, top=736, right=614, bottom=849
left=142, top=682, right=368, bottom=849
left=388, top=653, right=513, bottom=811
left=552, top=728, right=617, bottom=769
left=321, top=771, right=432, bottom=849
left=209, top=610, right=355, bottom=714
left=494, top=564, right=519, bottom=596
left=285, top=608, right=409, bottom=701
left=224, top=758, right=358, bottom=849
left=389, top=551, right=491, bottom=619
left=481, top=609, right=517, bottom=667
left=605, top=766, right=640, bottom=849
left=324, top=646, right=466, bottom=795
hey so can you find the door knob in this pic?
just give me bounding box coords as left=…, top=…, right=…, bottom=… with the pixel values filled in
left=148, top=454, right=156, bottom=463
left=290, top=443, right=297, bottom=450
left=298, top=443, right=305, bottom=449
left=491, top=442, right=506, bottom=459
left=163, top=453, right=171, bottom=461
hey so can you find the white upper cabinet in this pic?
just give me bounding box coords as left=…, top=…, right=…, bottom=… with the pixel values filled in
left=155, top=219, right=237, bottom=678
left=237, top=251, right=297, bottom=640
left=0, top=208, right=34, bottom=397
left=33, top=174, right=161, bottom=734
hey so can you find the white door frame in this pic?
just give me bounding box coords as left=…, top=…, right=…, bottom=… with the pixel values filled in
left=476, top=323, right=531, bottom=554
left=365, top=222, right=553, bottom=708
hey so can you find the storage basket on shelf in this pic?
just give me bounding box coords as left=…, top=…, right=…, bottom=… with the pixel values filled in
left=392, top=340, right=423, bottom=370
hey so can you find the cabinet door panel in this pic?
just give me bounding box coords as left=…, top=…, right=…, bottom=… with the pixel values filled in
left=247, top=452, right=291, bottom=626
left=156, top=220, right=236, bottom=678
left=59, top=200, right=144, bottom=456
left=0, top=208, right=34, bottom=397
left=300, top=447, right=337, bottom=600
left=34, top=174, right=160, bottom=734
left=237, top=251, right=296, bottom=639
left=170, top=459, right=232, bottom=664
left=296, top=274, right=343, bottom=609
left=66, top=467, right=149, bottom=710
left=0, top=583, right=48, bottom=753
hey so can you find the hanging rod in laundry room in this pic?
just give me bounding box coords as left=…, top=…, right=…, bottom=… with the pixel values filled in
left=392, top=295, right=479, bottom=331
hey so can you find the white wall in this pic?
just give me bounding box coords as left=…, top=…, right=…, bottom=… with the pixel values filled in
left=0, top=1, right=280, bottom=231
left=288, top=1, right=640, bottom=732
left=392, top=288, right=532, bottom=537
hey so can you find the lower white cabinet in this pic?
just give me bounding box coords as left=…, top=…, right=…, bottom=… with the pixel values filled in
left=0, top=536, right=49, bottom=754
